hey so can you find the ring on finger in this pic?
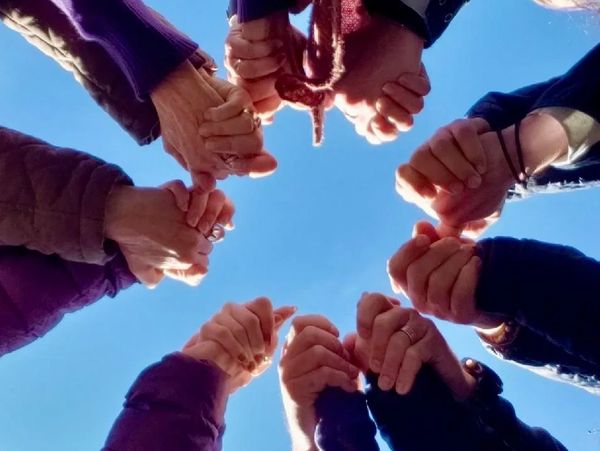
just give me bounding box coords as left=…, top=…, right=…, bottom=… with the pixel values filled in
left=219, top=153, right=238, bottom=169
left=242, top=108, right=261, bottom=131
left=399, top=325, right=418, bottom=346
left=206, top=223, right=225, bottom=243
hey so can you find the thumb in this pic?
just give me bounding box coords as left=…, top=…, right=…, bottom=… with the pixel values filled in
left=233, top=152, right=278, bottom=178
left=273, top=306, right=297, bottom=332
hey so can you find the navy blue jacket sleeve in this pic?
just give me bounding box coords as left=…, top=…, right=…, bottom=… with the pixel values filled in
left=228, top=0, right=295, bottom=22
left=366, top=367, right=566, bottom=451
left=475, top=237, right=600, bottom=389
left=468, top=44, right=600, bottom=126
left=476, top=237, right=600, bottom=368
left=467, top=44, right=600, bottom=197
left=363, top=0, right=469, bottom=48
left=314, top=388, right=379, bottom=451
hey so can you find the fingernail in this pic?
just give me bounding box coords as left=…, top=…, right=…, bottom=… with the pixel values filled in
left=371, top=359, right=382, bottom=373
left=254, top=354, right=264, bottom=364
left=414, top=235, right=430, bottom=247
left=238, top=353, right=248, bottom=364
left=349, top=365, right=360, bottom=378
left=199, top=221, right=211, bottom=235
left=330, top=325, right=340, bottom=336
left=382, top=84, right=393, bottom=95
left=247, top=361, right=256, bottom=372
left=467, top=175, right=481, bottom=189
left=396, top=382, right=409, bottom=395
left=379, top=375, right=393, bottom=391
left=274, top=314, right=283, bottom=325
left=449, top=182, right=464, bottom=194
left=198, top=125, right=209, bottom=136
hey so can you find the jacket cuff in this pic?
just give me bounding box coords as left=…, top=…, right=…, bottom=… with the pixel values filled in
left=74, top=0, right=199, bottom=98
left=363, top=0, right=468, bottom=48
left=81, top=164, right=133, bottom=265
left=126, top=353, right=229, bottom=430
left=228, top=0, right=295, bottom=22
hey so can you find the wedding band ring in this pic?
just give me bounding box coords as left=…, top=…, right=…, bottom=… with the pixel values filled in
left=206, top=224, right=225, bottom=243
left=220, top=153, right=238, bottom=168
left=399, top=326, right=418, bottom=346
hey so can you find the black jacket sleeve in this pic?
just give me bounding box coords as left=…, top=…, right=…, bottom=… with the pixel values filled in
left=366, top=366, right=566, bottom=451
left=475, top=237, right=600, bottom=392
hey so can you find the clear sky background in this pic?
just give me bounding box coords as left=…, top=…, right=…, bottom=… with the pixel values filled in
left=0, top=1, right=599, bottom=450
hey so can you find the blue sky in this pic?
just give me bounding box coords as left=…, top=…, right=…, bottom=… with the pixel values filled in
left=0, top=1, right=599, bottom=450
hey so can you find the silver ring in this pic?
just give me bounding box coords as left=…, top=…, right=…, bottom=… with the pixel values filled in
left=206, top=223, right=225, bottom=243
left=399, top=325, right=418, bottom=346
left=220, top=153, right=238, bottom=168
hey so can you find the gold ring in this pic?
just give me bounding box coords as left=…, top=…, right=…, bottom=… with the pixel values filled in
left=399, top=325, right=418, bottom=346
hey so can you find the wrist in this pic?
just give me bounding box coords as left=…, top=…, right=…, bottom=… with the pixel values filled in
left=105, top=185, right=138, bottom=241
left=283, top=396, right=318, bottom=451
left=503, top=113, right=569, bottom=177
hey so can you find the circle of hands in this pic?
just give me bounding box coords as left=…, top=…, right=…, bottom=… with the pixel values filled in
left=107, top=4, right=569, bottom=446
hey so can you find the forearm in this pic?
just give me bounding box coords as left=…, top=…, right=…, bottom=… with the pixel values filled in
left=103, top=353, right=228, bottom=451
left=0, top=126, right=132, bottom=264
left=0, top=247, right=136, bottom=357
left=476, top=237, right=600, bottom=367
left=367, top=365, right=566, bottom=451
left=477, top=325, right=600, bottom=394
left=362, top=0, right=468, bottom=48
left=49, top=0, right=199, bottom=98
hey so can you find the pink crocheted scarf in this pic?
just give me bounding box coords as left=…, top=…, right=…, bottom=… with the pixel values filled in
left=275, top=0, right=369, bottom=145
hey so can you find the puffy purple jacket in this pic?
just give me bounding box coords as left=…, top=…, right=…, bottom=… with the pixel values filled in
left=0, top=246, right=136, bottom=356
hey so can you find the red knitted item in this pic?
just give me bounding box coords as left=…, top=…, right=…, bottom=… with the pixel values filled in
left=275, top=0, right=368, bottom=145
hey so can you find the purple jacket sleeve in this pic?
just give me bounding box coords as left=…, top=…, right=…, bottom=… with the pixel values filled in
left=0, top=126, right=133, bottom=264
left=0, top=246, right=136, bottom=356
left=49, top=0, right=199, bottom=98
left=103, top=353, right=228, bottom=451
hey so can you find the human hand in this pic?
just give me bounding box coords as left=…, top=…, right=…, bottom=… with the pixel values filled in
left=151, top=61, right=277, bottom=188
left=105, top=182, right=235, bottom=288
left=354, top=293, right=476, bottom=400
left=182, top=297, right=296, bottom=394
left=333, top=17, right=424, bottom=144
left=225, top=15, right=288, bottom=122
left=160, top=181, right=235, bottom=286
left=279, top=315, right=360, bottom=451
left=370, top=64, right=431, bottom=140
left=199, top=75, right=278, bottom=178
left=386, top=228, right=484, bottom=324
left=397, top=114, right=569, bottom=237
